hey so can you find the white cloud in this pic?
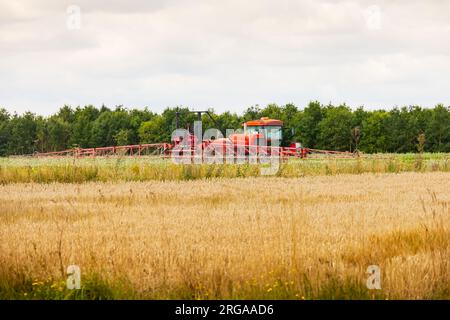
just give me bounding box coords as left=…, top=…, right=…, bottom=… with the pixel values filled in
left=0, top=0, right=450, bottom=115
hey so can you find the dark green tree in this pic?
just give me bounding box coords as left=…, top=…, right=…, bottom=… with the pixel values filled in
left=47, top=116, right=71, bottom=151
left=242, top=105, right=262, bottom=122
left=7, top=112, right=38, bottom=155
left=91, top=107, right=132, bottom=147
left=0, top=108, right=11, bottom=156
left=317, top=104, right=353, bottom=151
left=139, top=115, right=165, bottom=143
left=297, top=101, right=324, bottom=148
left=70, top=105, right=100, bottom=147
left=359, top=110, right=390, bottom=153
left=426, top=104, right=450, bottom=152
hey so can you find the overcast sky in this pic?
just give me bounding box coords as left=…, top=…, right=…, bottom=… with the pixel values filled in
left=1, top=0, right=450, bottom=115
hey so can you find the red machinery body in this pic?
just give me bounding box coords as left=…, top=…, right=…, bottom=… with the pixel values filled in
left=207, top=117, right=287, bottom=157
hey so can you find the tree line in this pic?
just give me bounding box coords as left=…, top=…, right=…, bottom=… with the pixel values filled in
left=0, top=102, right=449, bottom=156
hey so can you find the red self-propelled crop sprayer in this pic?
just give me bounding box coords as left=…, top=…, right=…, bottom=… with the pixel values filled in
left=31, top=111, right=357, bottom=161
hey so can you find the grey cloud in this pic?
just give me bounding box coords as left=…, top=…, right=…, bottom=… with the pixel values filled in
left=0, top=0, right=450, bottom=115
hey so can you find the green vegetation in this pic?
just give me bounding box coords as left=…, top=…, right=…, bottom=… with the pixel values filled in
left=0, top=272, right=386, bottom=300
left=1, top=102, right=450, bottom=156
left=0, top=274, right=133, bottom=300
left=0, top=154, right=449, bottom=184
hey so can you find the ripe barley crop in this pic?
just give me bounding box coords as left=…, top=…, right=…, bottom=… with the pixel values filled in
left=0, top=172, right=449, bottom=299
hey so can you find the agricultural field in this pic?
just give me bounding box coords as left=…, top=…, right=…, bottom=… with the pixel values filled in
left=0, top=156, right=449, bottom=299
left=0, top=153, right=449, bottom=183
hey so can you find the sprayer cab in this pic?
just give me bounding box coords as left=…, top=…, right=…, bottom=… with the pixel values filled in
left=243, top=117, right=283, bottom=143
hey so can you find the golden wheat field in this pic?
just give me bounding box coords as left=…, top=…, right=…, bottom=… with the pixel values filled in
left=0, top=171, right=449, bottom=299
